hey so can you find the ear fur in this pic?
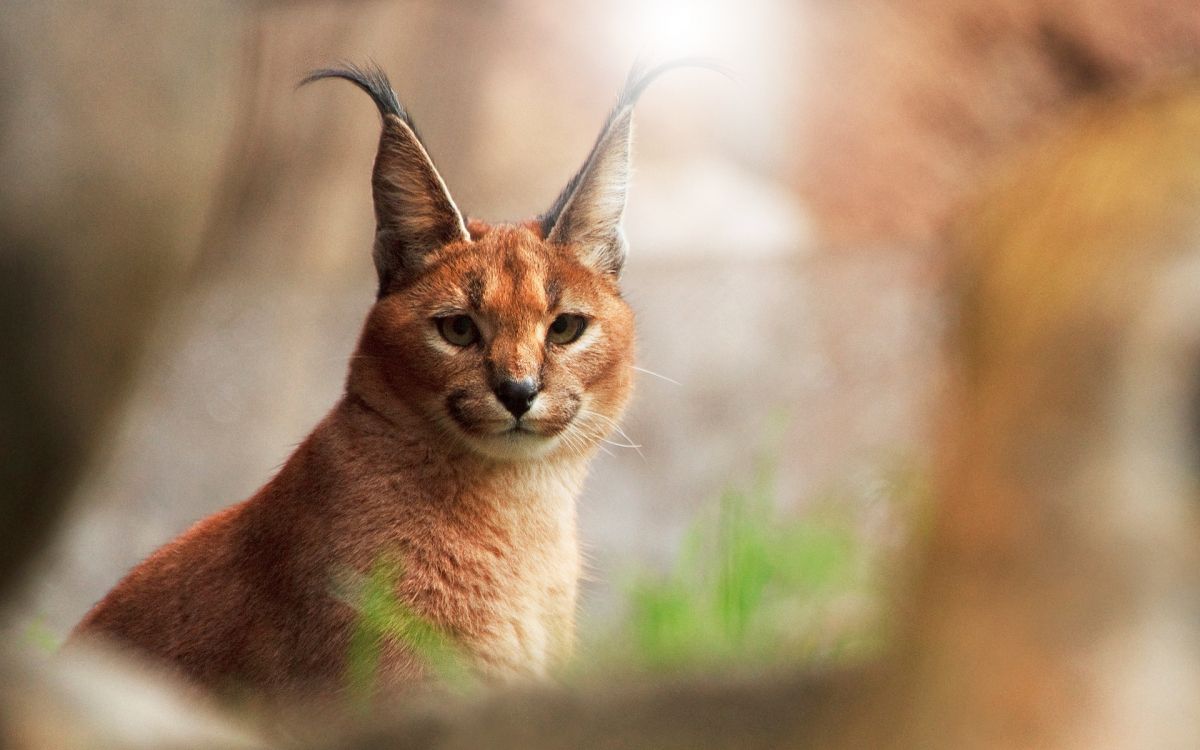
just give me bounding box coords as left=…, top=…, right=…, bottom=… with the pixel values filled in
left=301, top=63, right=468, bottom=294
left=540, top=59, right=727, bottom=276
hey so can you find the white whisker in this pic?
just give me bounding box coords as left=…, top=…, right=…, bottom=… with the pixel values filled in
left=609, top=439, right=644, bottom=461
left=577, top=409, right=645, bottom=461
left=630, top=365, right=681, bottom=386
left=563, top=421, right=609, bottom=458
left=584, top=412, right=643, bottom=452
left=598, top=436, right=641, bottom=449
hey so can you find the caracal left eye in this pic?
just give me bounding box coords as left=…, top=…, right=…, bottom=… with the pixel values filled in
left=438, top=314, right=480, bottom=347
left=547, top=313, right=587, bottom=345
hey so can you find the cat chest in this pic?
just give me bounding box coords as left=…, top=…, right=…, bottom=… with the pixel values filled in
left=399, top=495, right=581, bottom=679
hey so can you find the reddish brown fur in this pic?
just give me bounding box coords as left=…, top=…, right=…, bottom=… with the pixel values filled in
left=71, top=220, right=635, bottom=702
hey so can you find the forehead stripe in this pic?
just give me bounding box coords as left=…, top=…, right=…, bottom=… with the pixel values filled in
left=546, top=278, right=563, bottom=310
left=465, top=273, right=484, bottom=310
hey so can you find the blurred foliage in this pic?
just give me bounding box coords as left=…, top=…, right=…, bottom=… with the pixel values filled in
left=593, top=423, right=915, bottom=674
left=621, top=492, right=862, bottom=669
left=22, top=617, right=61, bottom=655
left=343, top=558, right=475, bottom=709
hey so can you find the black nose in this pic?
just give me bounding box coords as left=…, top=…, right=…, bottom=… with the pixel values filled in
left=494, top=378, right=538, bottom=418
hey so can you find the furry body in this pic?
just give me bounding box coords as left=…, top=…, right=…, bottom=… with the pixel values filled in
left=76, top=390, right=587, bottom=696
left=67, top=62, right=695, bottom=701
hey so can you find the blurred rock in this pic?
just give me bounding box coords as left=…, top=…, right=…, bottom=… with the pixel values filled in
left=2, top=643, right=262, bottom=749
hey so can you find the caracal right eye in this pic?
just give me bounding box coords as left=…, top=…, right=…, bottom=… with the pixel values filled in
left=437, top=315, right=480, bottom=347
left=547, top=313, right=587, bottom=345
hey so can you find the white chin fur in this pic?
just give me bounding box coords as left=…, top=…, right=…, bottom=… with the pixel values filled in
left=463, top=429, right=560, bottom=461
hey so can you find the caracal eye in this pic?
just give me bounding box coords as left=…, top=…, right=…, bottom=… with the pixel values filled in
left=547, top=313, right=587, bottom=345
left=437, top=315, right=480, bottom=347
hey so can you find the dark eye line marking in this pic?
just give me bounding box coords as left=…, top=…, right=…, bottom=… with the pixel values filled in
left=549, top=310, right=589, bottom=324
left=465, top=273, right=484, bottom=311
left=545, top=278, right=563, bottom=310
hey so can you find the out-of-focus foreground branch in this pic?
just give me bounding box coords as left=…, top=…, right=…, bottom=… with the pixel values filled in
left=0, top=1, right=242, bottom=599
left=0, top=3, right=258, bottom=747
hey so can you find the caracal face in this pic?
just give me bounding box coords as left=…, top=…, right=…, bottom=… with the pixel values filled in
left=360, top=221, right=634, bottom=461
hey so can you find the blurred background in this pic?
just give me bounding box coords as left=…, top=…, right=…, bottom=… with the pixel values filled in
left=2, top=0, right=1199, bottom=674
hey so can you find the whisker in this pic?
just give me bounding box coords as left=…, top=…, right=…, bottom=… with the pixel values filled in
left=563, top=422, right=608, bottom=457
left=577, top=410, right=646, bottom=461
left=630, top=365, right=681, bottom=386
left=609, top=438, right=644, bottom=461
left=592, top=432, right=642, bottom=449
left=562, top=427, right=582, bottom=454
left=581, top=411, right=644, bottom=458
left=578, top=428, right=623, bottom=456
left=577, top=421, right=638, bottom=449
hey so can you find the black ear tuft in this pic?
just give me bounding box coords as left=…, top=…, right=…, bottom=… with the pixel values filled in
left=301, top=62, right=411, bottom=130
left=301, top=62, right=468, bottom=295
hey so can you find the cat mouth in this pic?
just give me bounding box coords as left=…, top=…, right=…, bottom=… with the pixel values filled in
left=449, top=418, right=566, bottom=461
left=443, top=392, right=581, bottom=458
left=498, top=419, right=561, bottom=439
left=449, top=413, right=560, bottom=441
left=506, top=418, right=558, bottom=434
left=451, top=412, right=567, bottom=440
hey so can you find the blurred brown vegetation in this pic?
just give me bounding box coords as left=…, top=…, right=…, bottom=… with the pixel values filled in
left=2, top=0, right=1199, bottom=747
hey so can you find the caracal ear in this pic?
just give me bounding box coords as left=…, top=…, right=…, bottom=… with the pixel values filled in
left=540, top=59, right=726, bottom=276
left=301, top=63, right=469, bottom=294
